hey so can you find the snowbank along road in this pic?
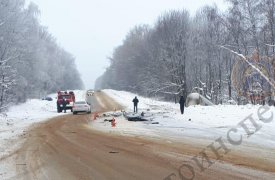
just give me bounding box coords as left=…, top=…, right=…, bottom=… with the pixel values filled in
left=2, top=91, right=275, bottom=180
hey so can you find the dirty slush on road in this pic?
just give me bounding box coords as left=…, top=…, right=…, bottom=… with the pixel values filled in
left=7, top=92, right=275, bottom=180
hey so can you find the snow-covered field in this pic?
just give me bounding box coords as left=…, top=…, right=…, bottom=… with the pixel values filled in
left=98, top=89, right=275, bottom=149
left=0, top=90, right=85, bottom=179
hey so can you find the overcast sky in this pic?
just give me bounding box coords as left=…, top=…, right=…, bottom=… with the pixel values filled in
left=26, top=0, right=227, bottom=89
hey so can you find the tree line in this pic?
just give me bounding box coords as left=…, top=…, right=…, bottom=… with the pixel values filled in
left=96, top=0, right=275, bottom=104
left=0, top=0, right=83, bottom=110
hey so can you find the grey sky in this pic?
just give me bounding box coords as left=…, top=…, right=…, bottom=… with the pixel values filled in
left=26, top=0, right=227, bottom=89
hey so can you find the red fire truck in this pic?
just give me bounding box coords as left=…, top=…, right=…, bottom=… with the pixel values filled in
left=57, top=91, right=75, bottom=113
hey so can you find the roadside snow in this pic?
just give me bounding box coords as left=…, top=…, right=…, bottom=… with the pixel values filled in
left=0, top=90, right=85, bottom=179
left=102, top=89, right=275, bottom=149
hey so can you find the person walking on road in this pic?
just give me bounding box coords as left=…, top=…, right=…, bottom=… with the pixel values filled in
left=133, top=96, right=139, bottom=113
left=62, top=98, right=67, bottom=113
left=179, top=95, right=185, bottom=115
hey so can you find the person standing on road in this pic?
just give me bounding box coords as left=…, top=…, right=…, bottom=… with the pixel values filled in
left=132, top=96, right=139, bottom=113
left=62, top=98, right=67, bottom=113
left=179, top=95, right=185, bottom=115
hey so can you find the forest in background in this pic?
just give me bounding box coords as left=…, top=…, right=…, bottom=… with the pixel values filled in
left=0, top=0, right=83, bottom=110
left=96, top=0, right=275, bottom=104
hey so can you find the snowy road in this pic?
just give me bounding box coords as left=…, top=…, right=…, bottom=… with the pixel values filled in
left=1, top=91, right=275, bottom=180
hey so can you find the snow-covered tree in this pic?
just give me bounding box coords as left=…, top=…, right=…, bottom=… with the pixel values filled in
left=0, top=0, right=83, bottom=111
left=96, top=2, right=275, bottom=104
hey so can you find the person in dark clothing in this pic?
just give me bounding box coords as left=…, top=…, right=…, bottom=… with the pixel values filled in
left=132, top=96, right=139, bottom=113
left=62, top=98, right=67, bottom=113
left=179, top=95, right=185, bottom=114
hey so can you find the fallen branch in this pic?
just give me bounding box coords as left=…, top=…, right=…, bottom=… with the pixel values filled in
left=265, top=44, right=275, bottom=47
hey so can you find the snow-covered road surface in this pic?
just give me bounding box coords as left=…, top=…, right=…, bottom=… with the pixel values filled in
left=0, top=89, right=274, bottom=179
left=0, top=90, right=84, bottom=179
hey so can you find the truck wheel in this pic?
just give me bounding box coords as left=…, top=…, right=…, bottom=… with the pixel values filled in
left=73, top=112, right=77, bottom=115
